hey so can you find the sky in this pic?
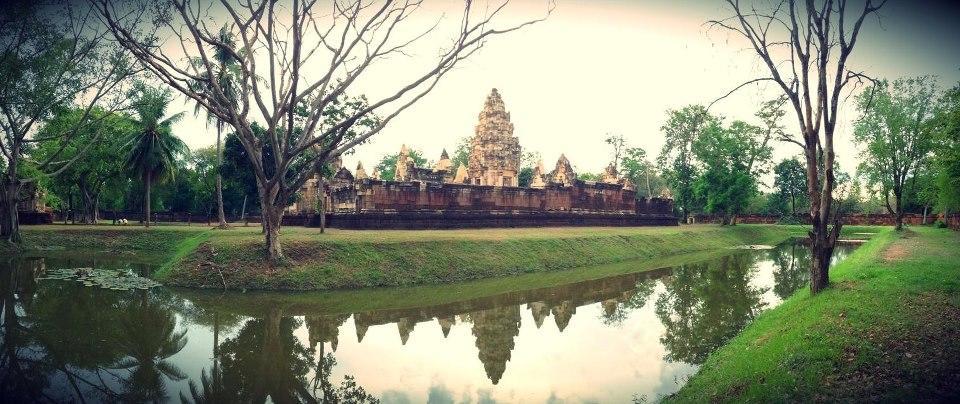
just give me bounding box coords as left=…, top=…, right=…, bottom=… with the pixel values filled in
left=169, top=0, right=960, bottom=188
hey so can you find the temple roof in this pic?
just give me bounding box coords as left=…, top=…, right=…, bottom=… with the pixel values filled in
left=478, top=87, right=511, bottom=123
left=333, top=166, right=354, bottom=181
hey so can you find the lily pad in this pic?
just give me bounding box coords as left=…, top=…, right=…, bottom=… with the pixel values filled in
left=38, top=268, right=161, bottom=290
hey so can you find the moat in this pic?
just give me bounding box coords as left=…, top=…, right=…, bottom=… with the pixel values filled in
left=0, top=241, right=855, bottom=402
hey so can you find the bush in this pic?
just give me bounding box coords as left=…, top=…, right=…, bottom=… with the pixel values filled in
left=934, top=220, right=948, bottom=228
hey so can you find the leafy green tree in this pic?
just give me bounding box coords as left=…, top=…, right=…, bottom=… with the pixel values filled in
left=374, top=149, right=428, bottom=181
left=451, top=137, right=471, bottom=170
left=190, top=24, right=242, bottom=229
left=931, top=82, right=960, bottom=219
left=854, top=77, right=939, bottom=230
left=0, top=1, right=132, bottom=242
left=160, top=147, right=218, bottom=216
left=577, top=172, right=602, bottom=181
left=124, top=85, right=189, bottom=227
left=517, top=150, right=541, bottom=187
left=773, top=158, right=808, bottom=215
left=32, top=108, right=134, bottom=223
left=658, top=105, right=719, bottom=221
left=692, top=120, right=772, bottom=225
left=621, top=147, right=664, bottom=198
left=605, top=134, right=626, bottom=170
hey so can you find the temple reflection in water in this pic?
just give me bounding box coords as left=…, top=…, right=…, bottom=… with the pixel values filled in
left=0, top=241, right=856, bottom=402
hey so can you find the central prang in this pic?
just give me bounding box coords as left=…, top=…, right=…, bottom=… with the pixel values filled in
left=467, top=88, right=522, bottom=187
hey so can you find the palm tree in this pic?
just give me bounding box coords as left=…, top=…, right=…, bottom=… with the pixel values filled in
left=125, top=85, right=188, bottom=227
left=112, top=292, right=188, bottom=402
left=191, top=24, right=241, bottom=229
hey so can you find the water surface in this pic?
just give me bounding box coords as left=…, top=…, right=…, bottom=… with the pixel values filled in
left=0, top=241, right=854, bottom=403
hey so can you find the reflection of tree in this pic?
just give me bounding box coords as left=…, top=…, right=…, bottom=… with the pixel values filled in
left=217, top=308, right=314, bottom=403
left=1, top=257, right=128, bottom=401
left=312, top=351, right=378, bottom=403
left=655, top=254, right=767, bottom=365
left=112, top=291, right=188, bottom=402
left=771, top=243, right=811, bottom=300
left=0, top=257, right=51, bottom=400
left=469, top=305, right=521, bottom=385
left=601, top=279, right=657, bottom=326
left=180, top=362, right=239, bottom=404
left=215, top=308, right=377, bottom=403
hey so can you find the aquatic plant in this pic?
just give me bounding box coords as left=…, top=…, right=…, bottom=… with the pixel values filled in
left=36, top=268, right=161, bottom=290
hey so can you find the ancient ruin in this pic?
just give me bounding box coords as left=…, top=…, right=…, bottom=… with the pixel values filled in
left=468, top=88, right=522, bottom=186
left=290, top=88, right=675, bottom=229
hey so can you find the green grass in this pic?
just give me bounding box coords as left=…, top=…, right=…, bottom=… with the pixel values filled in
left=8, top=225, right=208, bottom=265
left=163, top=224, right=814, bottom=290
left=10, top=223, right=880, bottom=292
left=667, top=226, right=960, bottom=402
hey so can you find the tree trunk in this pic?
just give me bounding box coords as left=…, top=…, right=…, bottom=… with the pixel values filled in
left=258, top=182, right=285, bottom=261
left=144, top=172, right=152, bottom=228
left=262, top=203, right=284, bottom=261
left=79, top=187, right=98, bottom=224
left=92, top=194, right=100, bottom=223
left=894, top=190, right=904, bottom=231
left=240, top=194, right=248, bottom=226
left=922, top=205, right=928, bottom=225
left=809, top=225, right=834, bottom=294
left=0, top=179, right=21, bottom=244
left=644, top=166, right=652, bottom=197
left=318, top=178, right=326, bottom=234
left=215, top=124, right=228, bottom=228
left=790, top=192, right=796, bottom=215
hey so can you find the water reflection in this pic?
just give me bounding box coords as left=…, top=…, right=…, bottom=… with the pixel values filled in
left=1, top=241, right=855, bottom=402
left=654, top=254, right=767, bottom=365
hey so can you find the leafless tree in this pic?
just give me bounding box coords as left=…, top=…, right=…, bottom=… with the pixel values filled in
left=0, top=1, right=135, bottom=244
left=92, top=0, right=551, bottom=261
left=708, top=0, right=886, bottom=293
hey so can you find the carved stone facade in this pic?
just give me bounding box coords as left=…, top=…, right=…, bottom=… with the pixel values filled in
left=286, top=87, right=676, bottom=228
left=395, top=144, right=452, bottom=184
left=466, top=89, right=521, bottom=187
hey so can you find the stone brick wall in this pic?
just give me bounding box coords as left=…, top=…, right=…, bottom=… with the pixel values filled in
left=317, top=211, right=677, bottom=230
left=331, top=178, right=670, bottom=215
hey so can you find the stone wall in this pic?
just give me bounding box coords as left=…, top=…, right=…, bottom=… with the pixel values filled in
left=331, top=178, right=667, bottom=215
left=319, top=211, right=676, bottom=230
left=320, top=178, right=675, bottom=229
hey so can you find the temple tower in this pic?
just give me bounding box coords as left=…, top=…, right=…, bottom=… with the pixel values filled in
left=395, top=144, right=412, bottom=181
left=550, top=154, right=576, bottom=186
left=467, top=88, right=521, bottom=187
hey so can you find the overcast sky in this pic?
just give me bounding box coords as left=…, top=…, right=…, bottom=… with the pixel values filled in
left=170, top=0, right=960, bottom=188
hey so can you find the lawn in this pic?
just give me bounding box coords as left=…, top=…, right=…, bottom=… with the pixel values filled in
left=667, top=226, right=960, bottom=402
left=10, top=223, right=880, bottom=292
left=161, top=224, right=808, bottom=290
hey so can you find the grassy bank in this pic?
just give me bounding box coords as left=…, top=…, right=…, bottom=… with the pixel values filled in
left=667, top=227, right=960, bottom=402
left=160, top=224, right=810, bottom=290
left=7, top=225, right=208, bottom=265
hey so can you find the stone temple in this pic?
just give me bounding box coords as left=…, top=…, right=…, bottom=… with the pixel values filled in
left=468, top=89, right=521, bottom=187
left=288, top=88, right=675, bottom=229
